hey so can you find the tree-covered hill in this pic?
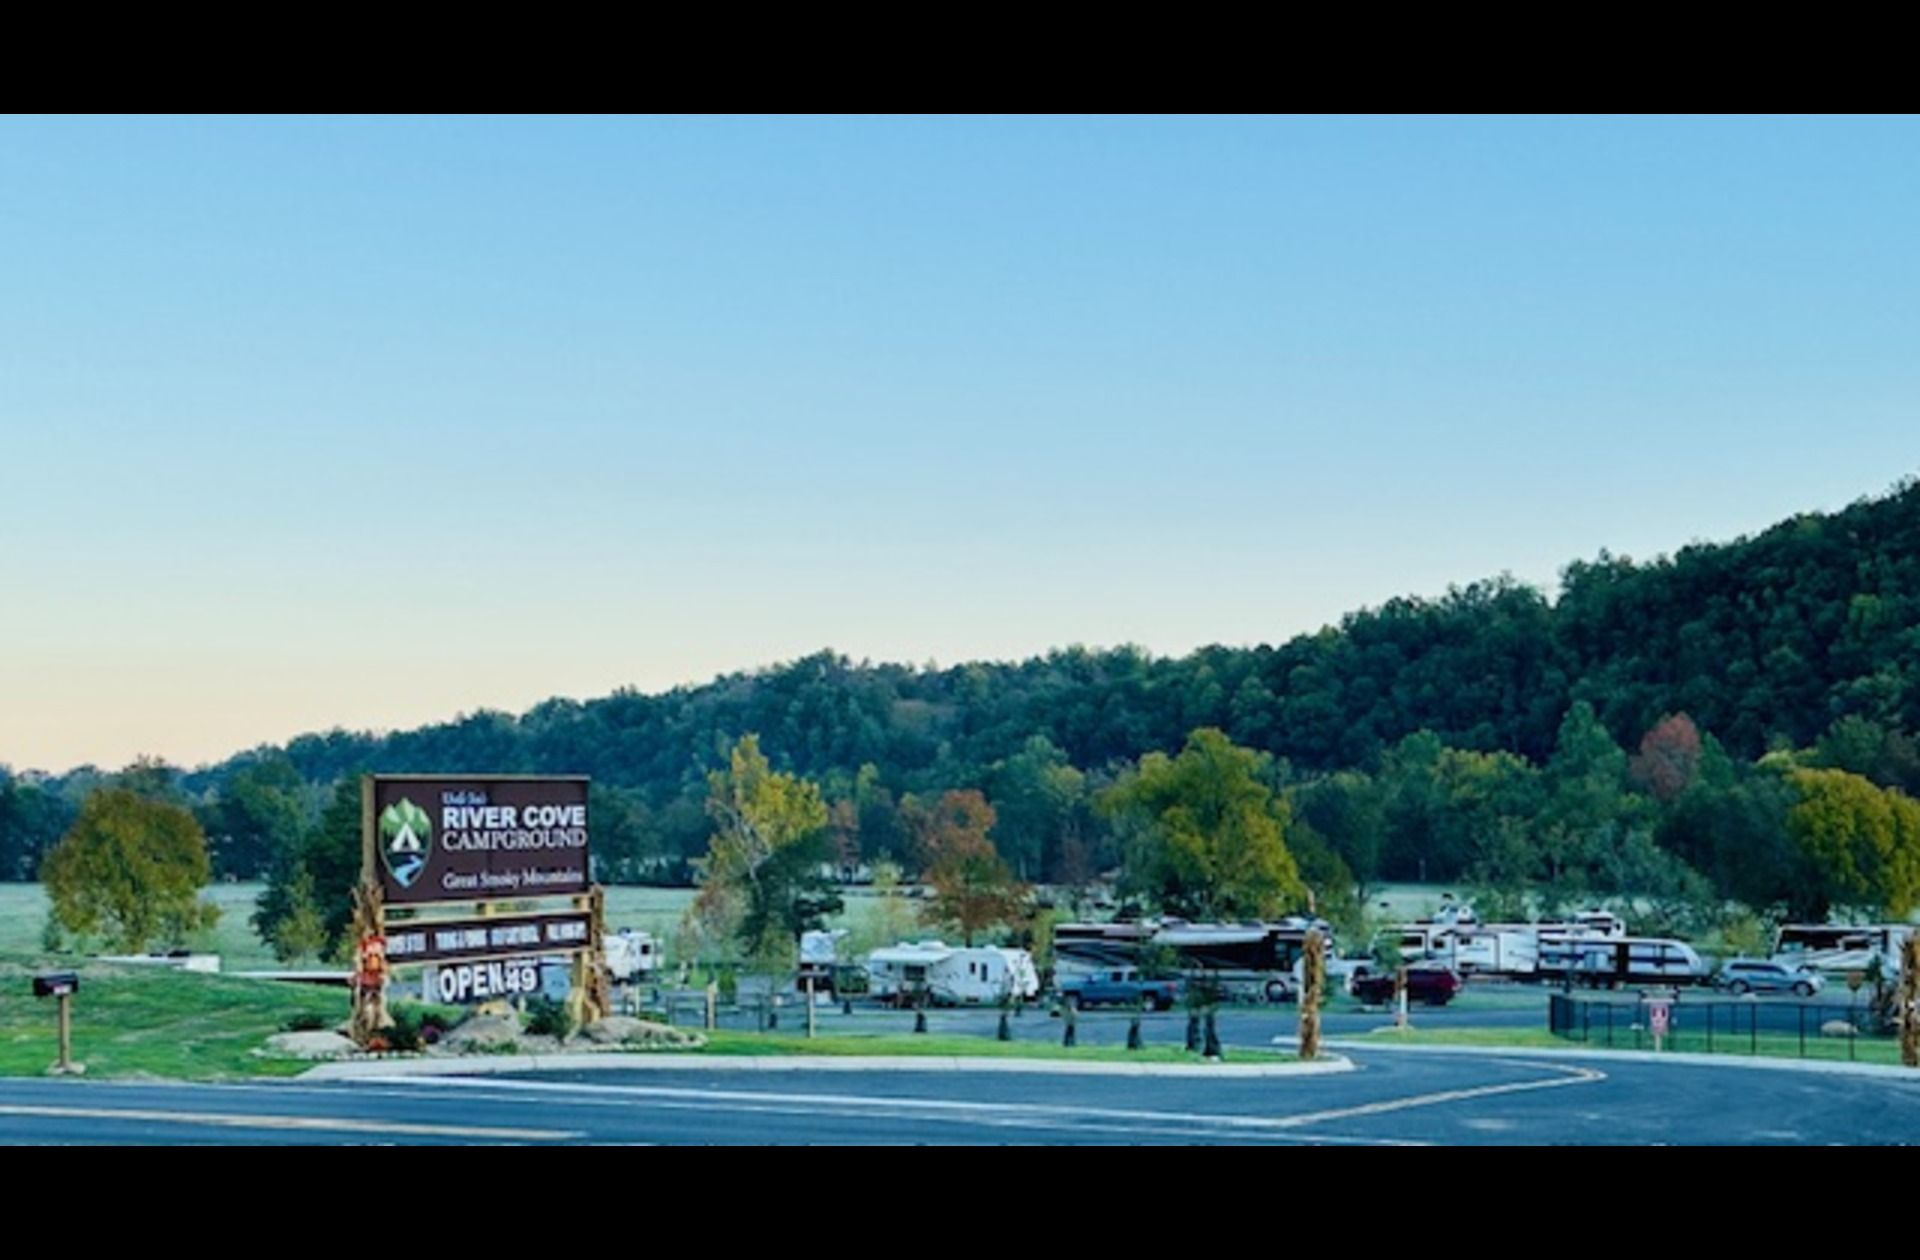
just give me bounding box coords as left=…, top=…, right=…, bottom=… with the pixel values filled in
left=214, top=474, right=1920, bottom=786
left=7, top=475, right=1920, bottom=905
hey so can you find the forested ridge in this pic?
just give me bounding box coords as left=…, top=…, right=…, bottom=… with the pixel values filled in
left=8, top=476, right=1920, bottom=933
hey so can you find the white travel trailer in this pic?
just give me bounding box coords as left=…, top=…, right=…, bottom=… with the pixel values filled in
left=1537, top=935, right=1706, bottom=987
left=798, top=928, right=850, bottom=995
left=864, top=941, right=1040, bottom=1006
left=603, top=929, right=661, bottom=983
left=1429, top=927, right=1540, bottom=976
left=1377, top=906, right=1626, bottom=979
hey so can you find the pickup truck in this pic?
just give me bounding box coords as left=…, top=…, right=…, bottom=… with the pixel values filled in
left=1058, top=969, right=1181, bottom=1011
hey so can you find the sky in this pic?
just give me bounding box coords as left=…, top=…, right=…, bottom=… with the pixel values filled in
left=3, top=115, right=1918, bottom=772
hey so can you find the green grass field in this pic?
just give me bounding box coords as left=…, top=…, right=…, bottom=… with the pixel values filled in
left=0, top=956, right=349, bottom=1079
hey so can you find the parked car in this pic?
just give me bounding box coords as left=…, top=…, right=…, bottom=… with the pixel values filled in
left=1714, top=958, right=1824, bottom=997
left=1058, top=969, right=1181, bottom=1011
left=1349, top=963, right=1463, bottom=1007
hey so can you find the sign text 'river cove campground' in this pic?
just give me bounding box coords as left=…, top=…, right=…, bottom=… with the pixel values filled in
left=370, top=776, right=590, bottom=905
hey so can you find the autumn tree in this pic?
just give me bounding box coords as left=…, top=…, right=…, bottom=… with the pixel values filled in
left=41, top=787, right=220, bottom=952
left=916, top=790, right=1027, bottom=945
left=1098, top=728, right=1306, bottom=920
left=1630, top=713, right=1703, bottom=803
left=695, top=734, right=841, bottom=968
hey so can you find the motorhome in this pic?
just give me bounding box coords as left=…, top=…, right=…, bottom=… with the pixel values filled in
left=1053, top=917, right=1336, bottom=1002
left=1770, top=923, right=1914, bottom=977
left=864, top=941, right=1040, bottom=1006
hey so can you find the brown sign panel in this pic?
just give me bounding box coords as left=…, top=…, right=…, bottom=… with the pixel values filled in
left=385, top=912, right=592, bottom=966
left=367, top=776, right=590, bottom=905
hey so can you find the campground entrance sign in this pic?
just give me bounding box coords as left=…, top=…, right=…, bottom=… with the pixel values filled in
left=371, top=777, right=590, bottom=903
left=350, top=775, right=606, bottom=1047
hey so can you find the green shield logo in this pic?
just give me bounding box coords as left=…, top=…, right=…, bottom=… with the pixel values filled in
left=379, top=797, right=433, bottom=889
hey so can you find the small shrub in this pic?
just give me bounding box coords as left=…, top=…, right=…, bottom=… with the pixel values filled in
left=384, top=1007, right=425, bottom=1053
left=525, top=996, right=571, bottom=1039
left=418, top=1009, right=460, bottom=1036
left=283, top=1010, right=331, bottom=1032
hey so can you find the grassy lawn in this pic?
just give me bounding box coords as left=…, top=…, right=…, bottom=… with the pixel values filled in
left=1359, top=1025, right=1567, bottom=1049
left=1577, top=1026, right=1906, bottom=1066
left=0, top=955, right=349, bottom=1080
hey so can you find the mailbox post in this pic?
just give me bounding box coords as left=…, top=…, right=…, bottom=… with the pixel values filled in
left=32, top=972, right=83, bottom=1075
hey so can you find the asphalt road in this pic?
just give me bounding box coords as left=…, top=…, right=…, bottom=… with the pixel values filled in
left=6, top=1047, right=1920, bottom=1144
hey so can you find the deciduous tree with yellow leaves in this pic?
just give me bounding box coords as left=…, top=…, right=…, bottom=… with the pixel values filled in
left=692, top=735, right=841, bottom=969
left=1098, top=727, right=1306, bottom=920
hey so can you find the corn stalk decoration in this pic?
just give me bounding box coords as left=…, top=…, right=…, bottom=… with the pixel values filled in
left=1901, top=935, right=1920, bottom=1069
left=348, top=879, right=392, bottom=1046
left=1299, top=928, right=1325, bottom=1060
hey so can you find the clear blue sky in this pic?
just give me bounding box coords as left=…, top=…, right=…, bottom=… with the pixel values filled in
left=4, top=115, right=1917, bottom=770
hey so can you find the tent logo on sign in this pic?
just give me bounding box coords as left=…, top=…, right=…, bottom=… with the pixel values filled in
left=379, top=798, right=433, bottom=889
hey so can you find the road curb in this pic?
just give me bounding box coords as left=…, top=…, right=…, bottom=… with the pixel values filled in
left=301, top=1051, right=1356, bottom=1081
left=1284, top=1035, right=1920, bottom=1080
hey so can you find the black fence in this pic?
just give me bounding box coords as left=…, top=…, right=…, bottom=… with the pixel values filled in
left=1548, top=991, right=1895, bottom=1061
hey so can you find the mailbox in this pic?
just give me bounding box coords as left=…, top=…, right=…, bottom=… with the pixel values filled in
left=33, top=972, right=79, bottom=998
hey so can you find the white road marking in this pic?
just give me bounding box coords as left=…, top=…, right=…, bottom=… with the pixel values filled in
left=351, top=1064, right=1598, bottom=1140
left=0, top=1103, right=579, bottom=1142
left=1264, top=1060, right=1605, bottom=1128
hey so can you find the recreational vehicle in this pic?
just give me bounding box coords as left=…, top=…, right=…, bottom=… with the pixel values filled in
left=864, top=941, right=1040, bottom=1006
left=1536, top=936, right=1706, bottom=988
left=798, top=928, right=848, bottom=994
left=1770, top=923, right=1914, bottom=977
left=1377, top=907, right=1625, bottom=979
left=1053, top=917, right=1335, bottom=1002
left=603, top=930, right=661, bottom=983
